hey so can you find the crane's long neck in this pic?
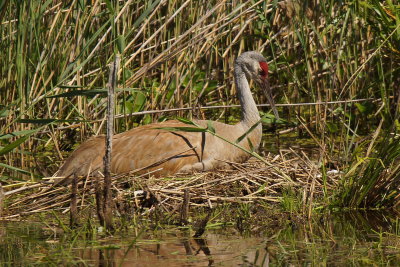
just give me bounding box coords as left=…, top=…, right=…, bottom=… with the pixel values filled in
left=234, top=66, right=261, bottom=127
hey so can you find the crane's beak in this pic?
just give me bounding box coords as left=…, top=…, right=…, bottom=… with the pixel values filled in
left=258, top=78, right=279, bottom=120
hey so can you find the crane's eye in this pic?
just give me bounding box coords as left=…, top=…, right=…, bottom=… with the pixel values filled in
left=259, top=69, right=266, bottom=76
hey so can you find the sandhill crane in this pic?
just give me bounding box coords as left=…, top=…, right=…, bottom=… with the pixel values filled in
left=55, top=51, right=278, bottom=179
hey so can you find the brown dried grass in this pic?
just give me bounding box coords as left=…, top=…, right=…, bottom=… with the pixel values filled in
left=1, top=150, right=339, bottom=220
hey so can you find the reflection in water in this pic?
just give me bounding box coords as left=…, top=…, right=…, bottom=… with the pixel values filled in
left=2, top=212, right=400, bottom=266
left=78, top=233, right=264, bottom=267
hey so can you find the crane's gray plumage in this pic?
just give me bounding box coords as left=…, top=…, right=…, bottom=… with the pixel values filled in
left=55, top=51, right=278, bottom=181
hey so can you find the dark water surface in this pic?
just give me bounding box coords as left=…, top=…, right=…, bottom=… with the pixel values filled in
left=2, top=212, right=400, bottom=266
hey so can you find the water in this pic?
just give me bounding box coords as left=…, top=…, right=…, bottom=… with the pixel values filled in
left=2, top=212, right=400, bottom=266
left=1, top=136, right=397, bottom=265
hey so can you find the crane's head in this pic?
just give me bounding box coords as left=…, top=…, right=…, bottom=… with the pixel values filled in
left=235, top=51, right=279, bottom=119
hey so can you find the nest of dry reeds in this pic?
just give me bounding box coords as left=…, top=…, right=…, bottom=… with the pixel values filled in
left=1, top=150, right=340, bottom=221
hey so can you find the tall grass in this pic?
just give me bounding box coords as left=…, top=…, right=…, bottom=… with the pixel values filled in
left=0, top=0, right=399, bottom=207
left=337, top=132, right=400, bottom=209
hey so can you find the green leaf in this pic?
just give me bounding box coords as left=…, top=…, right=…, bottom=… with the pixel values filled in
left=207, top=120, right=215, bottom=133
left=103, top=0, right=114, bottom=14
left=0, top=108, right=9, bottom=117
left=0, top=162, right=31, bottom=175
left=18, top=119, right=90, bottom=124
left=39, top=0, right=53, bottom=14
left=355, top=103, right=367, bottom=113
left=0, top=126, right=43, bottom=156
left=326, top=122, right=339, bottom=133
left=261, top=113, right=287, bottom=124
left=47, top=88, right=145, bottom=98
left=123, top=69, right=133, bottom=81
left=58, top=85, right=87, bottom=89
left=247, top=138, right=255, bottom=152
left=132, top=0, right=161, bottom=29
left=77, top=0, right=86, bottom=11
left=176, top=117, right=196, bottom=125
left=47, top=89, right=108, bottom=98
left=0, top=129, right=40, bottom=140
left=133, top=93, right=146, bottom=112
left=355, top=102, right=374, bottom=115
left=117, top=35, right=126, bottom=54
left=156, top=126, right=206, bottom=132
left=236, top=121, right=261, bottom=143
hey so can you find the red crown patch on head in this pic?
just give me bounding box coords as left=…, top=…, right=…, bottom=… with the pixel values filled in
left=259, top=62, right=268, bottom=78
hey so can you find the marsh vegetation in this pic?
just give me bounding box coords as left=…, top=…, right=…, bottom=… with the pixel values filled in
left=0, top=0, right=400, bottom=265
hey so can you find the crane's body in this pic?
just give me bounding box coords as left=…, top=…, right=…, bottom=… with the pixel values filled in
left=56, top=119, right=261, bottom=177
left=55, top=51, right=278, bottom=178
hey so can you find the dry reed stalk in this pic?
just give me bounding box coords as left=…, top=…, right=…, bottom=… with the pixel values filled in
left=180, top=188, right=190, bottom=225
left=102, top=54, right=120, bottom=230
left=1, top=150, right=340, bottom=220
left=70, top=173, right=78, bottom=227
left=0, top=183, right=4, bottom=217
left=95, top=176, right=104, bottom=226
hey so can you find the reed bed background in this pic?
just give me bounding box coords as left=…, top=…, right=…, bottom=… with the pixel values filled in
left=0, top=0, right=399, bottom=210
